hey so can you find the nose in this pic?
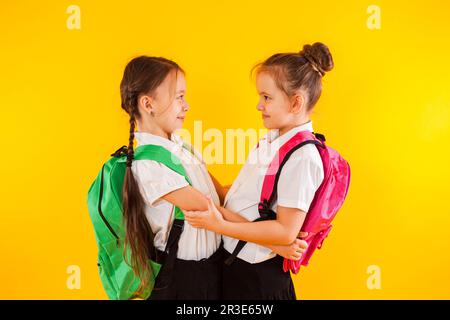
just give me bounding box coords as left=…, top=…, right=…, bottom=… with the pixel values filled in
left=256, top=102, right=264, bottom=111
left=183, top=100, right=189, bottom=112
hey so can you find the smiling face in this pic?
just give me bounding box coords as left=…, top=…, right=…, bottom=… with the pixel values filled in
left=137, top=69, right=189, bottom=138
left=255, top=71, right=298, bottom=132
left=153, top=70, right=189, bottom=132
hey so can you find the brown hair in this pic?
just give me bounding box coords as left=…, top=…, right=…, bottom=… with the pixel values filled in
left=120, top=56, right=183, bottom=293
left=254, top=42, right=334, bottom=111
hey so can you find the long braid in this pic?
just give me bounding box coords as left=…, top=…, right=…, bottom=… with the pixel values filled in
left=127, top=108, right=136, bottom=167
left=120, top=55, right=183, bottom=297
left=123, top=105, right=154, bottom=294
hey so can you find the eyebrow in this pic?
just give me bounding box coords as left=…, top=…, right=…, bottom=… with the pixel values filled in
left=258, top=91, right=271, bottom=96
left=176, top=89, right=186, bottom=94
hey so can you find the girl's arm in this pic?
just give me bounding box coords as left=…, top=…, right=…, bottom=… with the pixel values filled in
left=222, top=206, right=305, bottom=245
left=160, top=170, right=229, bottom=210
left=161, top=186, right=210, bottom=211
left=218, top=206, right=308, bottom=258
left=208, top=171, right=231, bottom=205
left=163, top=190, right=307, bottom=259
left=159, top=171, right=229, bottom=211
left=185, top=196, right=307, bottom=246
left=217, top=206, right=247, bottom=223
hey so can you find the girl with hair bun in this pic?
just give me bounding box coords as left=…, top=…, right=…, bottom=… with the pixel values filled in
left=184, top=42, right=334, bottom=300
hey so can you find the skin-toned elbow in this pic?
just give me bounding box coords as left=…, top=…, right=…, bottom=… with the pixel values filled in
left=266, top=222, right=298, bottom=245
left=274, top=233, right=295, bottom=246
left=285, top=230, right=299, bottom=245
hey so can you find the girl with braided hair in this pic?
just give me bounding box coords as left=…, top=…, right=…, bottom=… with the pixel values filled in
left=119, top=56, right=222, bottom=299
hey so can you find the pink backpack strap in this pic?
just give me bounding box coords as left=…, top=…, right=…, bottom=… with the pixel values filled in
left=258, top=131, right=325, bottom=214
left=224, top=131, right=326, bottom=266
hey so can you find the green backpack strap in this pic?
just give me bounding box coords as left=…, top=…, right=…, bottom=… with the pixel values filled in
left=120, top=144, right=192, bottom=220
left=132, top=144, right=192, bottom=296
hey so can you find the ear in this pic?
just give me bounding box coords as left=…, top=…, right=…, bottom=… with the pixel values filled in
left=290, top=93, right=305, bottom=114
left=138, top=94, right=154, bottom=116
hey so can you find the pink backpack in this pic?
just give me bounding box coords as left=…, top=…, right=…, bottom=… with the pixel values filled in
left=224, top=131, right=351, bottom=274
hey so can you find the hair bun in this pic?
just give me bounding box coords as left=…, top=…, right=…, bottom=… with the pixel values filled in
left=300, top=42, right=334, bottom=76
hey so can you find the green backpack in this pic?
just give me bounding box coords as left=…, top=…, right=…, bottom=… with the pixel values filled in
left=87, top=144, right=191, bottom=300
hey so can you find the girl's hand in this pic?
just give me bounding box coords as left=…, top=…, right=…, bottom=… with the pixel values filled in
left=271, top=238, right=308, bottom=260
left=183, top=195, right=224, bottom=232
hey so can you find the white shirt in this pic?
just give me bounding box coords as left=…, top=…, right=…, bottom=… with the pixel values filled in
left=131, top=132, right=221, bottom=261
left=223, top=121, right=324, bottom=264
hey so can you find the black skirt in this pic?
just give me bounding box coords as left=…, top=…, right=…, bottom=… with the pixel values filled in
left=148, top=247, right=223, bottom=300
left=222, top=250, right=296, bottom=300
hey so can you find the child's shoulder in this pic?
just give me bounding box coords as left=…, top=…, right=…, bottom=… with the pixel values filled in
left=288, top=142, right=323, bottom=167
left=132, top=158, right=186, bottom=182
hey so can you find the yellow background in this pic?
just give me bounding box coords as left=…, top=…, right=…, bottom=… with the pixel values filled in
left=1, top=0, right=449, bottom=299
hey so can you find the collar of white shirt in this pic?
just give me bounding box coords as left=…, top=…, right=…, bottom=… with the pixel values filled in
left=262, top=120, right=314, bottom=147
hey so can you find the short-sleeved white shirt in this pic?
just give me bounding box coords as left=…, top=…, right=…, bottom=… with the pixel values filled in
left=223, top=121, right=324, bottom=263
left=131, top=132, right=221, bottom=261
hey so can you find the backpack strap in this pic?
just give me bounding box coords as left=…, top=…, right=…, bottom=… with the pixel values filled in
left=151, top=218, right=184, bottom=292
left=115, top=144, right=190, bottom=182
left=134, top=144, right=191, bottom=219
left=116, top=144, right=191, bottom=293
left=133, top=143, right=191, bottom=252
left=224, top=131, right=325, bottom=266
left=259, top=132, right=324, bottom=212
